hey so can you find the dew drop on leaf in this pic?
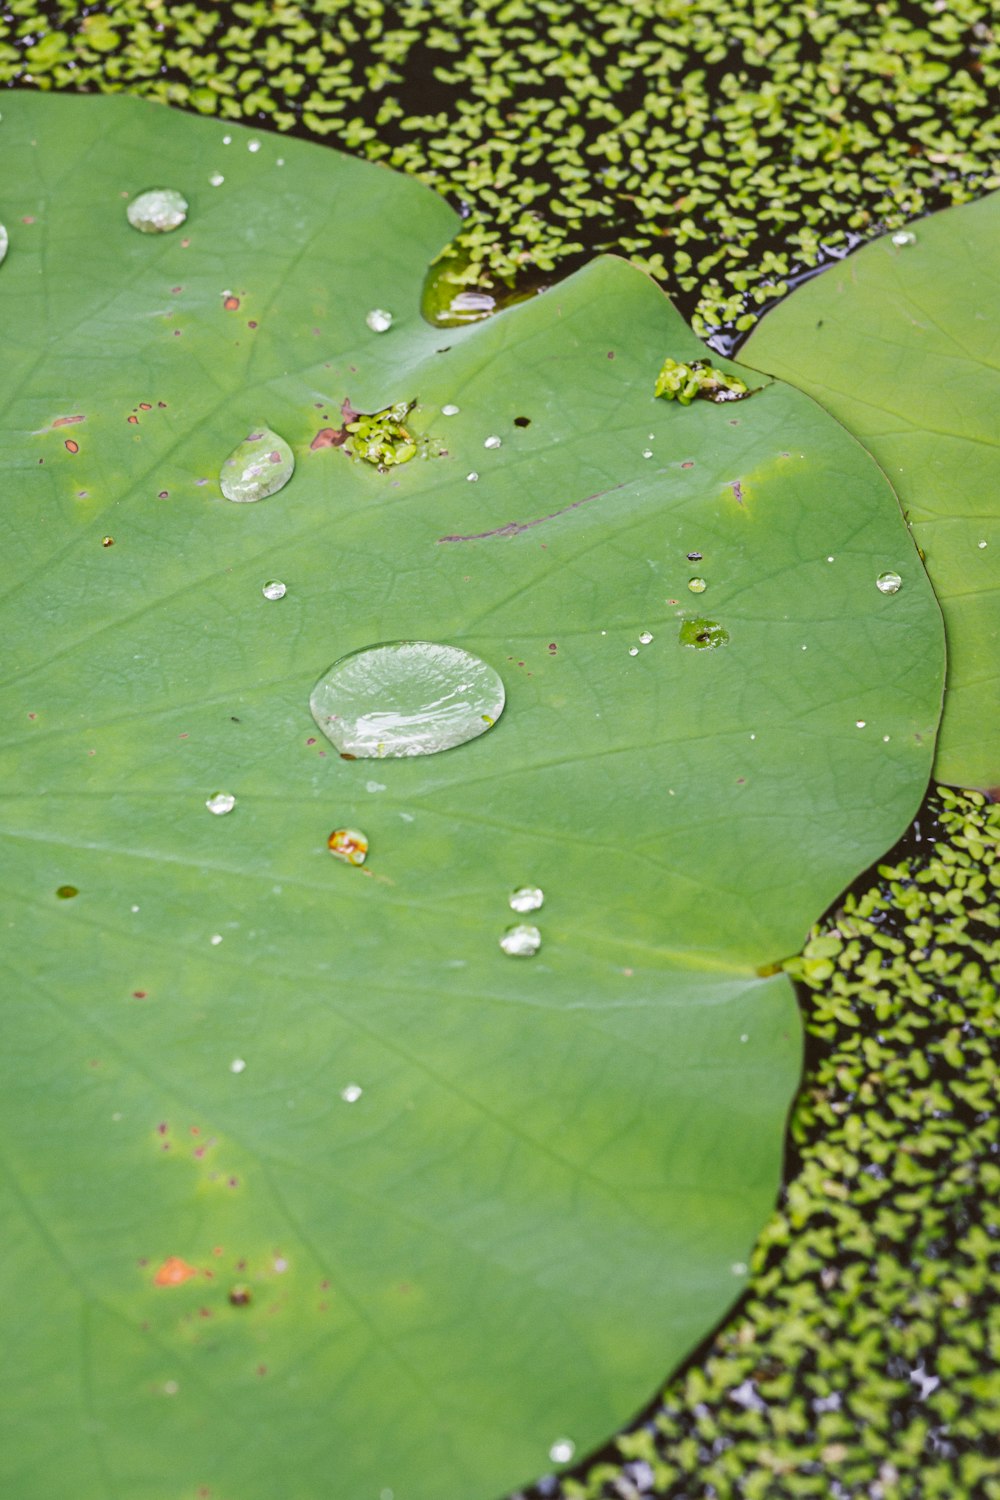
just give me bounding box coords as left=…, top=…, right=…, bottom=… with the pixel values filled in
left=327, top=828, right=369, bottom=865
left=510, top=886, right=544, bottom=913
left=219, top=425, right=294, bottom=503
left=206, top=791, right=236, bottom=815
left=441, top=404, right=460, bottom=416
left=262, top=580, right=287, bottom=600
left=500, top=924, right=542, bottom=957
left=549, top=1439, right=575, bottom=1464
left=341, top=1083, right=363, bottom=1103
left=483, top=435, right=502, bottom=449
left=876, top=571, right=902, bottom=594
left=688, top=577, right=707, bottom=594
left=0, top=223, right=8, bottom=265
left=366, top=308, right=393, bottom=333
left=639, top=631, right=654, bottom=644
left=126, top=188, right=188, bottom=234
left=891, top=230, right=917, bottom=246
left=311, top=642, right=505, bottom=759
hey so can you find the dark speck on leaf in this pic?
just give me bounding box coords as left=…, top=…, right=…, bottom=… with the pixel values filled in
left=514, top=415, right=531, bottom=427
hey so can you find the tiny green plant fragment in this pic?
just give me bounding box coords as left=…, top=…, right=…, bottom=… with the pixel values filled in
left=125, top=187, right=188, bottom=233
left=343, top=400, right=417, bottom=467
left=655, top=356, right=751, bottom=405
left=219, top=424, right=294, bottom=502
left=310, top=641, right=505, bottom=758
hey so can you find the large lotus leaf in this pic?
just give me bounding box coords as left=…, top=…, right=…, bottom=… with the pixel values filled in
left=742, top=192, right=1000, bottom=792
left=0, top=94, right=943, bottom=1500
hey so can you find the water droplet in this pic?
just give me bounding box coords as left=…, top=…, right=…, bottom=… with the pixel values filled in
left=126, top=188, right=188, bottom=234
left=311, top=642, right=505, bottom=758
left=262, top=579, right=287, bottom=600
left=731, top=1261, right=747, bottom=1276
left=856, top=720, right=867, bottom=729
left=642, top=449, right=653, bottom=458
left=876, top=571, right=902, bottom=594
left=549, top=1439, right=575, bottom=1465
left=0, top=223, right=8, bottom=266
left=639, top=631, right=653, bottom=644
left=826, top=555, right=835, bottom=563
left=230, top=1058, right=246, bottom=1073
left=679, top=618, right=730, bottom=649
left=628, top=646, right=639, bottom=656
left=483, top=435, right=502, bottom=449
left=206, top=791, right=236, bottom=815
left=978, top=539, right=987, bottom=549
left=341, top=1083, right=363, bottom=1103
left=327, top=828, right=369, bottom=865
left=220, top=425, right=294, bottom=503
left=466, top=471, right=479, bottom=482
left=56, top=884, right=78, bottom=899
left=891, top=230, right=916, bottom=246
left=163, top=1381, right=180, bottom=1396
left=247, top=139, right=261, bottom=153
left=687, top=577, right=707, bottom=593
left=222, top=134, right=232, bottom=145
left=209, top=172, right=225, bottom=187
left=740, top=1033, right=749, bottom=1042
left=441, top=403, right=460, bottom=416
left=500, top=923, right=541, bottom=957
left=210, top=934, right=223, bottom=946
left=366, top=308, right=393, bottom=333
left=883, top=735, right=891, bottom=742
left=510, top=886, right=544, bottom=913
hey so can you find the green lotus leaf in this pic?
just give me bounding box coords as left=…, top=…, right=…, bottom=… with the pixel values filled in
left=0, top=93, right=944, bottom=1500
left=742, top=193, right=1000, bottom=792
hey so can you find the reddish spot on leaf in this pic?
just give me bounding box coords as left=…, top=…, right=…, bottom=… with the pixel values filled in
left=64, top=439, right=79, bottom=454
left=52, top=415, right=85, bottom=428
left=310, top=427, right=346, bottom=450
left=154, top=1257, right=198, bottom=1287
left=127, top=414, right=139, bottom=425
left=139, top=402, right=152, bottom=411
left=223, top=296, right=240, bottom=311
left=248, top=320, right=258, bottom=329
left=548, top=642, right=557, bottom=654
left=256, top=1364, right=268, bottom=1376
left=21, top=215, right=35, bottom=225
left=132, top=989, right=147, bottom=999
left=681, top=461, right=694, bottom=469
left=156, top=1123, right=168, bottom=1135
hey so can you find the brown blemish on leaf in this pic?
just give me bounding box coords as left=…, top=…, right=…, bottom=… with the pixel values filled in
left=127, top=414, right=139, bottom=425
left=102, top=536, right=114, bottom=547
left=64, top=439, right=79, bottom=454
left=154, top=1257, right=198, bottom=1287
left=310, top=427, right=346, bottom=450
left=223, top=295, right=240, bottom=311
left=52, top=415, right=85, bottom=428
left=438, top=475, right=640, bottom=543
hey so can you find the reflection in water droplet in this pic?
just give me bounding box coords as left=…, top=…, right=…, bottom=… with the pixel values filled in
left=230, top=1058, right=246, bottom=1073
left=248, top=139, right=261, bottom=153
left=366, top=308, right=393, bottom=333
left=891, top=230, right=916, bottom=246
left=311, top=641, right=505, bottom=759
left=209, top=172, right=225, bottom=187
left=56, top=884, right=79, bottom=899
left=0, top=223, right=8, bottom=265
left=222, top=135, right=232, bottom=145
left=327, top=828, right=369, bottom=865
left=441, top=404, right=460, bottom=416
left=549, top=1439, right=575, bottom=1464
left=483, top=435, right=502, bottom=449
left=510, top=886, right=544, bottom=913
left=688, top=577, right=707, bottom=593
left=126, top=188, right=188, bottom=234
left=628, top=646, right=639, bottom=656
left=262, top=580, right=287, bottom=600
left=206, top=791, right=236, bottom=815
left=978, top=539, right=988, bottom=549
left=876, top=571, right=902, bottom=594
left=679, top=618, right=730, bottom=649
left=341, top=1083, right=363, bottom=1103
left=466, top=471, right=479, bottom=482
left=639, top=631, right=653, bottom=644
left=642, top=449, right=653, bottom=458
left=500, top=924, right=542, bottom=957
left=220, top=425, right=294, bottom=503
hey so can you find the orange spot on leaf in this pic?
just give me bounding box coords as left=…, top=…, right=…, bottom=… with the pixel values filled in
left=223, top=296, right=240, bottom=311
left=154, top=1257, right=198, bottom=1287
left=64, top=439, right=79, bottom=454
left=127, top=415, right=139, bottom=425
left=53, top=415, right=85, bottom=428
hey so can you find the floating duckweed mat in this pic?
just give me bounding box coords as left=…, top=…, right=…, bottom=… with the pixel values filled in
left=3, top=0, right=998, bottom=344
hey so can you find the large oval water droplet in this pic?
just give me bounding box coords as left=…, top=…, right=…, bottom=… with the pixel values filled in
left=126, top=188, right=188, bottom=234
left=310, top=642, right=505, bottom=758
left=510, top=886, right=544, bottom=913
left=500, top=923, right=542, bottom=957
left=876, top=571, right=902, bottom=595
left=220, top=425, right=294, bottom=503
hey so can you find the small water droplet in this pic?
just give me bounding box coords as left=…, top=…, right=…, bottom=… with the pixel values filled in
left=222, top=134, right=232, bottom=145
left=510, top=886, right=544, bottom=913
left=483, top=435, right=502, bottom=449
left=687, top=577, right=707, bottom=594
left=230, top=1058, right=246, bottom=1073
left=209, top=172, right=225, bottom=187
left=220, top=425, right=294, bottom=503
left=883, top=734, right=891, bottom=742
left=206, top=791, right=236, bottom=815
left=500, top=923, right=541, bottom=957
left=163, top=1381, right=180, bottom=1396
left=466, top=471, right=479, bottom=482
left=876, top=571, right=902, bottom=594
left=312, top=642, right=505, bottom=758
left=441, top=403, right=460, bottom=416
left=628, top=646, right=639, bottom=656
left=262, top=579, right=287, bottom=600
left=642, top=449, right=653, bottom=458
left=549, top=1439, right=575, bottom=1465
left=341, top=1083, right=363, bottom=1103
left=210, top=934, right=223, bottom=946
left=366, top=308, right=393, bottom=333
left=891, top=230, right=917, bottom=246
left=731, top=1261, right=747, bottom=1276
left=826, top=555, right=835, bottom=563
left=247, top=139, right=261, bottom=153
left=126, top=188, right=188, bottom=234
left=56, top=884, right=79, bottom=899
left=327, top=828, right=368, bottom=865
left=639, top=631, right=653, bottom=644
left=856, top=720, right=867, bottom=729
left=978, top=539, right=987, bottom=549
left=0, top=223, right=7, bottom=266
